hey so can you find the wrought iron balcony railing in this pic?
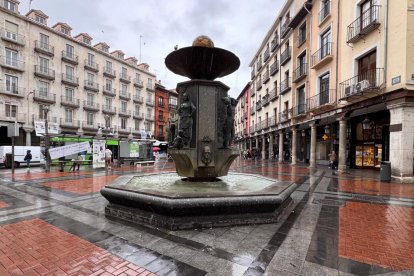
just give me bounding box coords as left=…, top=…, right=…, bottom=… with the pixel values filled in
left=347, top=5, right=380, bottom=43
left=311, top=42, right=333, bottom=68
left=339, top=68, right=384, bottom=100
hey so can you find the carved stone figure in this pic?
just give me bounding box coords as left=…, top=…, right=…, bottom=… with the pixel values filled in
left=173, top=92, right=196, bottom=148
left=221, top=96, right=237, bottom=148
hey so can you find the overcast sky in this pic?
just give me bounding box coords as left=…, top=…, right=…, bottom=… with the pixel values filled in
left=21, top=0, right=284, bottom=97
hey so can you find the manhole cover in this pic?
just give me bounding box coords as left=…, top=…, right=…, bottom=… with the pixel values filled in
left=312, top=198, right=345, bottom=207
left=352, top=194, right=385, bottom=203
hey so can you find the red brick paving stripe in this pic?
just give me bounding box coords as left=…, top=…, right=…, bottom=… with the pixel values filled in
left=339, top=201, right=414, bottom=271
left=7, top=171, right=95, bottom=181
left=338, top=179, right=414, bottom=198
left=41, top=175, right=120, bottom=194
left=0, top=219, right=156, bottom=275
left=0, top=200, right=9, bottom=209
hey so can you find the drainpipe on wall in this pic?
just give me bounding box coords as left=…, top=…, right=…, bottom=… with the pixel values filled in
left=383, top=0, right=388, bottom=86
left=335, top=0, right=341, bottom=104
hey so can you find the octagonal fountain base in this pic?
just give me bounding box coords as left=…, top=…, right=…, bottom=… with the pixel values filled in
left=101, top=173, right=297, bottom=230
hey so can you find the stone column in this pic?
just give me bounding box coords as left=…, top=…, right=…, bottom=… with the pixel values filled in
left=310, top=123, right=317, bottom=168
left=249, top=138, right=253, bottom=150
left=338, top=118, right=348, bottom=173
left=23, top=128, right=33, bottom=146
left=291, top=128, right=297, bottom=165
left=388, top=103, right=414, bottom=179
left=269, top=133, right=274, bottom=159
left=255, top=137, right=259, bottom=150
left=278, top=131, right=284, bottom=163
left=262, top=135, right=266, bottom=159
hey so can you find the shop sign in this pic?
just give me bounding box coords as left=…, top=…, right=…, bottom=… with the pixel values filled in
left=322, top=134, right=329, bottom=141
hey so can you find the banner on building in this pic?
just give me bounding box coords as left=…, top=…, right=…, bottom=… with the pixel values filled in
left=92, top=139, right=106, bottom=168
left=48, top=142, right=91, bottom=160
left=34, top=121, right=59, bottom=136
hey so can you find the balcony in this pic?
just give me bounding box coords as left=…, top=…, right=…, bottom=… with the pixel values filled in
left=0, top=83, right=25, bottom=98
left=271, top=36, right=279, bottom=52
left=103, top=67, right=116, bottom=78
left=263, top=48, right=270, bottom=62
left=169, top=103, right=178, bottom=110
left=0, top=112, right=25, bottom=123
left=269, top=87, right=278, bottom=101
left=319, top=1, right=331, bottom=24
left=60, top=118, right=80, bottom=129
left=82, top=121, right=100, bottom=131
left=250, top=125, right=255, bottom=134
left=61, top=73, right=79, bottom=87
left=307, top=89, right=336, bottom=115
left=256, top=60, right=262, bottom=71
left=60, top=96, right=80, bottom=108
left=102, top=105, right=116, bottom=115
left=34, top=41, right=54, bottom=56
left=83, top=101, right=99, bottom=112
left=84, top=60, right=99, bottom=72
left=0, top=56, right=24, bottom=72
left=280, top=18, right=291, bottom=39
left=133, top=95, right=144, bottom=103
left=256, top=101, right=262, bottom=111
left=119, top=91, right=131, bottom=100
left=291, top=104, right=307, bottom=117
left=146, top=100, right=155, bottom=107
left=146, top=114, right=154, bottom=121
left=158, top=116, right=166, bottom=123
left=32, top=115, right=58, bottom=124
left=102, top=86, right=116, bottom=97
left=251, top=70, right=255, bottom=80
left=269, top=115, right=277, bottom=127
left=298, top=31, right=306, bottom=47
left=339, top=68, right=384, bottom=101
left=311, top=42, right=333, bottom=69
left=347, top=5, right=380, bottom=43
left=262, top=94, right=270, bottom=107
left=270, top=60, right=279, bottom=76
left=33, top=91, right=56, bottom=104
left=251, top=89, right=255, bottom=97
left=1, top=29, right=25, bottom=46
left=280, top=47, right=291, bottom=66
left=61, top=51, right=78, bottom=65
left=262, top=71, right=270, bottom=84
left=84, top=80, right=99, bottom=92
left=256, top=79, right=262, bottom=91
left=279, top=110, right=291, bottom=123
left=292, top=63, right=308, bottom=83
left=133, top=111, right=144, bottom=119
left=118, top=127, right=131, bottom=134
left=119, top=109, right=131, bottom=117
left=34, top=65, right=55, bottom=80
left=119, top=72, right=131, bottom=83
left=133, top=79, right=144, bottom=87
left=250, top=109, right=255, bottom=115
left=280, top=78, right=291, bottom=95
left=146, top=84, right=155, bottom=92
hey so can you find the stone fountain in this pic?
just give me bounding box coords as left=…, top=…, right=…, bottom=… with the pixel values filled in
left=101, top=36, right=297, bottom=230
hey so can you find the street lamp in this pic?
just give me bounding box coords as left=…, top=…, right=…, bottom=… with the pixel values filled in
left=43, top=106, right=50, bottom=172
left=324, top=125, right=330, bottom=135
left=362, top=116, right=372, bottom=131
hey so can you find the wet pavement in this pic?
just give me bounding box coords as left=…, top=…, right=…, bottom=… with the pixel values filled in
left=0, top=159, right=413, bottom=275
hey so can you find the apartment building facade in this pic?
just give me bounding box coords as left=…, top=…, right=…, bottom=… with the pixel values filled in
left=234, top=82, right=251, bottom=150
left=238, top=0, right=414, bottom=182
left=0, top=1, right=157, bottom=146
left=154, top=83, right=178, bottom=142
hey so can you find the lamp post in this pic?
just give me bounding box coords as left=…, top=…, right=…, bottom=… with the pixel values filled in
left=43, top=106, right=50, bottom=172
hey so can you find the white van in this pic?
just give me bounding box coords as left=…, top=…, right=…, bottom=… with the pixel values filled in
left=0, top=146, right=42, bottom=168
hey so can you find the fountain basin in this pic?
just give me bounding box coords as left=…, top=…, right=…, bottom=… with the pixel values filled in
left=101, top=172, right=297, bottom=230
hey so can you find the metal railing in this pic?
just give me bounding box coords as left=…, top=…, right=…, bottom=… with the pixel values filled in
left=134, top=78, right=143, bottom=87
left=119, top=109, right=131, bottom=116
left=146, top=84, right=154, bottom=91
left=102, top=86, right=116, bottom=96
left=83, top=101, right=100, bottom=111
left=311, top=42, right=332, bottom=67
left=133, top=95, right=143, bottom=103
left=119, top=72, right=131, bottom=82
left=271, top=36, right=279, bottom=51
left=102, top=105, right=116, bottom=113
left=280, top=47, right=291, bottom=66
left=32, top=115, right=58, bottom=123
left=280, top=78, right=291, bottom=94
left=0, top=56, right=25, bottom=71
left=256, top=101, right=262, bottom=111
left=33, top=90, right=56, bottom=103
left=133, top=111, right=144, bottom=119
left=339, top=68, right=384, bottom=99
left=146, top=100, right=155, bottom=106
left=60, top=118, right=80, bottom=128
left=291, top=104, right=307, bottom=117
left=319, top=1, right=331, bottom=23
left=119, top=91, right=131, bottom=100
left=103, top=67, right=116, bottom=77
left=263, top=48, right=270, bottom=62
left=256, top=79, right=262, bottom=90
left=146, top=114, right=154, bottom=121
left=281, top=18, right=291, bottom=38
left=34, top=65, right=55, bottom=79
left=262, top=70, right=270, bottom=84
left=60, top=96, right=80, bottom=107
left=61, top=50, right=78, bottom=64
left=347, top=5, right=380, bottom=43
left=256, top=59, right=262, bottom=71
left=0, top=112, right=25, bottom=122
left=293, top=63, right=307, bottom=82
left=307, top=89, right=335, bottom=110
left=279, top=110, right=291, bottom=122
left=270, top=60, right=279, bottom=76
left=84, top=80, right=99, bottom=91
left=61, top=73, right=79, bottom=85
left=34, top=41, right=54, bottom=55
left=0, top=82, right=25, bottom=97
left=84, top=59, right=99, bottom=71
left=82, top=121, right=100, bottom=130
left=1, top=28, right=25, bottom=45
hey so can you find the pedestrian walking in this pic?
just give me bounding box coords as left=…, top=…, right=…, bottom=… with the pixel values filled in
left=105, top=148, right=112, bottom=169
left=328, top=150, right=337, bottom=170
left=24, top=150, right=32, bottom=173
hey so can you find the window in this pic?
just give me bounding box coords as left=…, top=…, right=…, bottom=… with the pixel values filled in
left=105, top=79, right=112, bottom=91
left=358, top=50, right=377, bottom=84
left=87, top=53, right=94, bottom=66
left=5, top=104, right=17, bottom=118
left=147, top=92, right=153, bottom=101
left=360, top=0, right=378, bottom=29
left=147, top=107, right=152, bottom=117
left=39, top=57, right=49, bottom=73
left=4, top=0, right=16, bottom=12
left=106, top=61, right=112, bottom=71
left=121, top=101, right=127, bottom=112
left=61, top=27, right=70, bottom=35
left=169, top=96, right=177, bottom=106
left=5, top=75, right=18, bottom=93
left=159, top=110, right=164, bottom=121
left=298, top=23, right=306, bottom=46
left=134, top=105, right=140, bottom=113
left=158, top=96, right=164, bottom=107
left=135, top=87, right=141, bottom=97
left=298, top=53, right=307, bottom=74
left=320, top=0, right=331, bottom=21
left=320, top=28, right=331, bottom=58
left=121, top=84, right=127, bottom=93
left=35, top=15, right=46, bottom=25
left=105, top=98, right=112, bottom=109
left=297, top=86, right=306, bottom=114
left=38, top=81, right=49, bottom=97
left=134, top=119, right=140, bottom=130
left=122, top=67, right=127, bottom=76
left=105, top=116, right=111, bottom=128
left=158, top=125, right=163, bottom=136
left=121, top=118, right=127, bottom=129
left=319, top=73, right=330, bottom=105
left=65, top=66, right=74, bottom=81
left=86, top=93, right=94, bottom=105
left=86, top=112, right=94, bottom=125
left=135, top=73, right=141, bottom=80
left=39, top=33, right=49, bottom=49
left=147, top=78, right=153, bottom=89
left=65, top=109, right=73, bottom=123
left=144, top=122, right=151, bottom=132
left=5, top=48, right=18, bottom=67
left=65, top=44, right=74, bottom=58
left=5, top=21, right=18, bottom=40
left=83, top=37, right=91, bottom=45
left=65, top=87, right=74, bottom=101
left=87, top=73, right=95, bottom=85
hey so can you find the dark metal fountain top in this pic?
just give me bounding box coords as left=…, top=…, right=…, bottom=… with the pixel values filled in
left=165, top=36, right=240, bottom=80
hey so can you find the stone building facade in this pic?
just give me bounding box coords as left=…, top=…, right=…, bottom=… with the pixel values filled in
left=236, top=0, right=414, bottom=182
left=0, top=1, right=157, bottom=146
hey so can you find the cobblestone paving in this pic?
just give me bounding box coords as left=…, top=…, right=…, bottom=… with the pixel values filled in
left=0, top=159, right=413, bottom=275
